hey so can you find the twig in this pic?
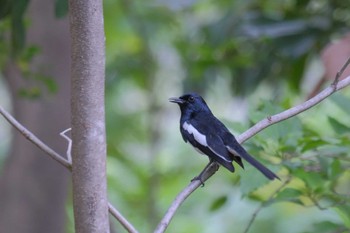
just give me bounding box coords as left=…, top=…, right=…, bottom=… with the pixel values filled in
left=237, top=75, right=350, bottom=144
left=154, top=58, right=350, bottom=233
left=243, top=177, right=291, bottom=233
left=333, top=56, right=350, bottom=85
left=0, top=106, right=72, bottom=169
left=60, top=128, right=72, bottom=163
left=154, top=163, right=219, bottom=233
left=108, top=203, right=139, bottom=233
left=0, top=106, right=139, bottom=233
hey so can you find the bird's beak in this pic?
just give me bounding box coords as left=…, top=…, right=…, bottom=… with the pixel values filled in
left=169, top=97, right=184, bottom=104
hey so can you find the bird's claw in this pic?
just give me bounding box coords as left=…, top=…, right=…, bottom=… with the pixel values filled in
left=191, top=176, right=205, bottom=187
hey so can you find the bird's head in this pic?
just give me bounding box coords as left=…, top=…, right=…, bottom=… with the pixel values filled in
left=169, top=93, right=211, bottom=115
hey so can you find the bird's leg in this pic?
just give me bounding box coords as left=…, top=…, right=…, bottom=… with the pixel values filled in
left=191, top=159, right=215, bottom=187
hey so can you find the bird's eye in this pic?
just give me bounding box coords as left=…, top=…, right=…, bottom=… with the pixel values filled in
left=188, top=96, right=195, bottom=103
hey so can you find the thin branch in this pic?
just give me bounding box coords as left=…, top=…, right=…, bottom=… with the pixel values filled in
left=154, top=163, right=219, bottom=233
left=154, top=58, right=350, bottom=233
left=237, top=75, right=350, bottom=143
left=60, top=128, right=72, bottom=163
left=0, top=106, right=72, bottom=169
left=333, top=56, right=350, bottom=85
left=108, top=203, right=139, bottom=233
left=243, top=177, right=291, bottom=233
left=0, top=106, right=139, bottom=233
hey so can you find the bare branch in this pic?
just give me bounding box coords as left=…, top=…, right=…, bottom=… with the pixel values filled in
left=60, top=128, right=72, bottom=163
left=238, top=75, right=350, bottom=143
left=333, top=56, right=350, bottom=85
left=155, top=58, right=350, bottom=233
left=0, top=106, right=139, bottom=233
left=108, top=203, right=139, bottom=233
left=0, top=106, right=72, bottom=169
left=154, top=163, right=219, bottom=233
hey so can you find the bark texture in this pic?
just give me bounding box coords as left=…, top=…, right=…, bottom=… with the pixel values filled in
left=69, top=0, right=109, bottom=232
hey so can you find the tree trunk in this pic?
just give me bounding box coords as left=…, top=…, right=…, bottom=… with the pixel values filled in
left=0, top=0, right=71, bottom=232
left=69, top=0, right=110, bottom=232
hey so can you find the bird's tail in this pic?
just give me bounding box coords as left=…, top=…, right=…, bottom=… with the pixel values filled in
left=227, top=146, right=280, bottom=180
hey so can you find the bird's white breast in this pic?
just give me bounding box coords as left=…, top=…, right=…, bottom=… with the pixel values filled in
left=182, top=121, right=208, bottom=147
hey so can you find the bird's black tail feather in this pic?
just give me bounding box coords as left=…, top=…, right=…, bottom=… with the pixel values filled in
left=227, top=146, right=280, bottom=180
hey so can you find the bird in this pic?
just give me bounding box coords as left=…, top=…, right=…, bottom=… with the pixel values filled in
left=169, top=93, right=279, bottom=183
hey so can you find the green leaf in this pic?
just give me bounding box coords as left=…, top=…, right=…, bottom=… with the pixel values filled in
left=36, top=75, right=58, bottom=94
left=274, top=188, right=303, bottom=203
left=20, top=46, right=40, bottom=63
left=55, top=0, right=68, bottom=18
left=310, top=221, right=345, bottom=233
left=329, top=159, right=342, bottom=179
left=209, top=196, right=228, bottom=212
left=11, top=17, right=26, bottom=56
left=293, top=168, right=325, bottom=191
left=328, top=117, right=350, bottom=135
left=317, top=156, right=330, bottom=174
left=330, top=94, right=350, bottom=115
left=333, top=205, right=350, bottom=229
left=18, top=87, right=41, bottom=99
left=300, top=138, right=327, bottom=152
left=0, top=0, right=12, bottom=19
left=239, top=164, right=272, bottom=195
left=11, top=0, right=30, bottom=56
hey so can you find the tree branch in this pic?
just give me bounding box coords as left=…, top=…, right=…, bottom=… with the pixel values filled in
left=0, top=106, right=72, bottom=169
left=238, top=75, right=350, bottom=144
left=154, top=163, right=219, bottom=233
left=154, top=57, right=350, bottom=233
left=108, top=203, right=139, bottom=233
left=3, top=55, right=350, bottom=233
left=0, top=106, right=139, bottom=233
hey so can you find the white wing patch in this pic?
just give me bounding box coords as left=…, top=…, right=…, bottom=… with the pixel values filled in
left=183, top=121, right=232, bottom=163
left=182, top=122, right=208, bottom=147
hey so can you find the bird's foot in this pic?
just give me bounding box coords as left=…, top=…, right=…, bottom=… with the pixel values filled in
left=191, top=175, right=205, bottom=187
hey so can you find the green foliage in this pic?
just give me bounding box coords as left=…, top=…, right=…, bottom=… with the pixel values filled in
left=302, top=221, right=348, bottom=233
left=273, top=188, right=304, bottom=206
left=15, top=45, right=58, bottom=98
left=0, top=0, right=12, bottom=20
left=175, top=0, right=350, bottom=94
left=209, top=195, right=228, bottom=211
left=2, top=0, right=350, bottom=232
left=10, top=0, right=29, bottom=56
left=101, top=1, right=350, bottom=232
left=55, top=0, right=68, bottom=18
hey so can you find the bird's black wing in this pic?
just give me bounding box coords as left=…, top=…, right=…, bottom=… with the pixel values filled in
left=207, top=115, right=279, bottom=180
left=181, top=117, right=235, bottom=172
left=220, top=128, right=280, bottom=180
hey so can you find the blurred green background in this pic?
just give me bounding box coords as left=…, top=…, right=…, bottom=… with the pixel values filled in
left=1, top=0, right=350, bottom=233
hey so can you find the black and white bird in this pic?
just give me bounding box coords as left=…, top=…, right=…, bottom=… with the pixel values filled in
left=169, top=93, right=279, bottom=183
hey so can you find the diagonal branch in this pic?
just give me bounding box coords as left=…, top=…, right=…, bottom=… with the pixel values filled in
left=154, top=163, right=219, bottom=233
left=108, top=203, right=139, bottom=233
left=154, top=57, right=350, bottom=233
left=0, top=106, right=139, bottom=233
left=238, top=75, right=350, bottom=144
left=0, top=106, right=72, bottom=169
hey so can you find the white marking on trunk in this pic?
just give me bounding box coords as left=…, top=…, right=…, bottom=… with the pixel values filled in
left=182, top=122, right=208, bottom=147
